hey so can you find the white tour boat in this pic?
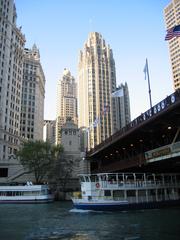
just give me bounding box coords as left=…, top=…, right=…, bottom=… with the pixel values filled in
left=0, top=182, right=54, bottom=203
left=72, top=172, right=180, bottom=211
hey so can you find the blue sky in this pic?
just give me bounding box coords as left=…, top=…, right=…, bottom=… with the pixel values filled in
left=15, top=0, right=172, bottom=120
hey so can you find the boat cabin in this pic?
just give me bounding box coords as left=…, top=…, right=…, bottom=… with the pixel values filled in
left=78, top=173, right=180, bottom=203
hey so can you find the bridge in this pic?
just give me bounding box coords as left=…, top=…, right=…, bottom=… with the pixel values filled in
left=87, top=90, right=180, bottom=173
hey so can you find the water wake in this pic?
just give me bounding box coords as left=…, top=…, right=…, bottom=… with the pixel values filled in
left=69, top=208, right=95, bottom=213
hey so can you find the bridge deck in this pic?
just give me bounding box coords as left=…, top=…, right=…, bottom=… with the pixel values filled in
left=87, top=90, right=180, bottom=173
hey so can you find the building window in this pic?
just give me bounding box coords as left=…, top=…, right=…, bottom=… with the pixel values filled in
left=0, top=168, right=8, bottom=177
left=3, top=145, right=6, bottom=153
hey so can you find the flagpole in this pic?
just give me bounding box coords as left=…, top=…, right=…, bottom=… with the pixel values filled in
left=146, top=58, right=152, bottom=109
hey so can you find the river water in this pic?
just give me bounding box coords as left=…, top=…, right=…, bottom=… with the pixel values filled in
left=0, top=201, right=180, bottom=240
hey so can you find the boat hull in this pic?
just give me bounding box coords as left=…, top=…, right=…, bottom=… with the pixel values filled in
left=0, top=199, right=53, bottom=204
left=0, top=196, right=54, bottom=204
left=73, top=199, right=180, bottom=211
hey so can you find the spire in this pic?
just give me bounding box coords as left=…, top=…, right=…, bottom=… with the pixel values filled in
left=32, top=44, right=40, bottom=60
left=63, top=68, right=71, bottom=76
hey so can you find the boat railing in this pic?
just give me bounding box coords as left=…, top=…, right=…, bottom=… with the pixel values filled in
left=99, top=180, right=180, bottom=189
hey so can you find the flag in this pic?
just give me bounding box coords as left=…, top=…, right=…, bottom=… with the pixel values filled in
left=111, top=88, right=124, bottom=97
left=85, top=127, right=90, bottom=133
left=143, top=59, right=148, bottom=80
left=102, top=105, right=109, bottom=114
left=165, top=25, right=180, bottom=41
left=93, top=117, right=100, bottom=127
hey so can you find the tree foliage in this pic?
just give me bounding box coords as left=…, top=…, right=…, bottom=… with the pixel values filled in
left=54, top=157, right=74, bottom=190
left=48, top=144, right=74, bottom=188
left=16, top=140, right=63, bottom=184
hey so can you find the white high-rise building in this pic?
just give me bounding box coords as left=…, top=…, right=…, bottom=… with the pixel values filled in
left=164, top=0, right=180, bottom=90
left=56, top=68, right=77, bottom=144
left=20, top=45, right=45, bottom=140
left=43, top=120, right=56, bottom=145
left=0, top=0, right=25, bottom=178
left=78, top=32, right=117, bottom=149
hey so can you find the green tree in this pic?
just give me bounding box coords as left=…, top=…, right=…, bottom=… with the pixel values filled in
left=51, top=156, right=76, bottom=200
left=47, top=144, right=72, bottom=184
left=48, top=143, right=80, bottom=196
left=16, top=140, right=63, bottom=184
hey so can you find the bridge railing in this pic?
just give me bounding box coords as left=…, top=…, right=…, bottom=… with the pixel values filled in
left=88, top=89, right=180, bottom=155
left=171, top=141, right=180, bottom=152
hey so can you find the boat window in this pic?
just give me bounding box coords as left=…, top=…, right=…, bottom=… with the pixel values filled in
left=48, top=189, right=52, bottom=194
left=164, top=175, right=171, bottom=183
left=176, top=175, right=180, bottom=183
left=127, top=190, right=136, bottom=197
left=15, top=191, right=22, bottom=196
left=155, top=175, right=163, bottom=182
left=166, top=188, right=172, bottom=195
left=13, top=191, right=21, bottom=196
left=171, top=175, right=178, bottom=183
left=0, top=191, right=6, bottom=196
left=24, top=191, right=40, bottom=196
left=100, top=174, right=107, bottom=181
left=148, top=189, right=156, bottom=196
left=178, top=188, right=180, bottom=196
left=85, top=176, right=90, bottom=182
left=108, top=174, right=116, bottom=182
left=0, top=191, right=22, bottom=196
left=80, top=176, right=85, bottom=182
left=104, top=190, right=111, bottom=196
left=157, top=189, right=164, bottom=195
left=6, top=191, right=13, bottom=196
left=125, top=174, right=134, bottom=181
left=147, top=174, right=154, bottom=181
left=117, top=174, right=123, bottom=182
left=90, top=175, right=98, bottom=182
left=138, top=190, right=146, bottom=196
left=113, top=190, right=124, bottom=198
left=24, top=191, right=32, bottom=196
left=136, top=174, right=144, bottom=181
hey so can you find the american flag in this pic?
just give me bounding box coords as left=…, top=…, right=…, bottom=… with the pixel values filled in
left=102, top=105, right=109, bottom=115
left=165, top=25, right=180, bottom=41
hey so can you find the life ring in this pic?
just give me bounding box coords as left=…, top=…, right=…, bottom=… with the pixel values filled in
left=96, top=182, right=100, bottom=188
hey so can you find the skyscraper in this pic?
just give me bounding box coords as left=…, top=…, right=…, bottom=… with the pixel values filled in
left=78, top=32, right=117, bottom=149
left=115, top=83, right=131, bottom=130
left=56, top=69, right=77, bottom=144
left=0, top=0, right=25, bottom=178
left=164, top=0, right=180, bottom=90
left=43, top=120, right=56, bottom=145
left=20, top=45, right=45, bottom=141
